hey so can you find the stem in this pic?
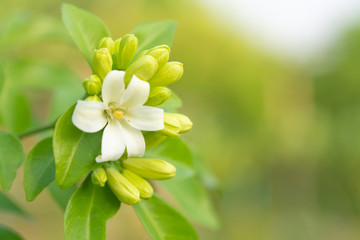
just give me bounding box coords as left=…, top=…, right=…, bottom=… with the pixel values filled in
left=18, top=122, right=56, bottom=139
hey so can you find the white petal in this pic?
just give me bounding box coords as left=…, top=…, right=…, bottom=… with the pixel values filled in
left=102, top=70, right=126, bottom=107
left=124, top=106, right=164, bottom=131
left=120, top=75, right=150, bottom=108
left=101, top=119, right=126, bottom=162
left=120, top=120, right=146, bottom=157
left=72, top=100, right=107, bottom=133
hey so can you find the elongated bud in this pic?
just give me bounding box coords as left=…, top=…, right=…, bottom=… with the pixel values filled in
left=105, top=166, right=140, bottom=205
left=123, top=158, right=176, bottom=180
left=145, top=86, right=171, bottom=106
left=160, top=113, right=181, bottom=137
left=91, top=167, right=107, bottom=187
left=124, top=55, right=158, bottom=85
left=146, top=45, right=170, bottom=69
left=167, top=113, right=193, bottom=133
left=148, top=62, right=183, bottom=86
left=116, top=34, right=138, bottom=70
left=85, top=95, right=102, bottom=102
left=122, top=169, right=153, bottom=199
left=144, top=131, right=167, bottom=149
left=83, top=74, right=102, bottom=95
left=98, top=37, right=115, bottom=54
left=92, top=48, right=113, bottom=81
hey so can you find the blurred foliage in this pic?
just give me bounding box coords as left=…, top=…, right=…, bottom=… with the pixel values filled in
left=1, top=0, right=360, bottom=240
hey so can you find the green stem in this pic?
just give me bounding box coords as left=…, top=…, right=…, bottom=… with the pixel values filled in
left=18, top=122, right=56, bottom=138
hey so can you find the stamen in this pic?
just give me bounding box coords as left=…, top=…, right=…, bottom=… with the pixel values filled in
left=113, top=110, right=124, bottom=119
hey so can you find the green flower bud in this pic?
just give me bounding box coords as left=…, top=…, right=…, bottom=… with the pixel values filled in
left=105, top=166, right=140, bottom=205
left=124, top=55, right=158, bottom=85
left=83, top=74, right=102, bottom=95
left=92, top=48, right=113, bottom=81
left=123, top=158, right=176, bottom=180
left=168, top=113, right=193, bottom=133
left=122, top=169, right=153, bottom=199
left=145, top=86, right=171, bottom=106
left=145, top=45, right=170, bottom=69
left=144, top=131, right=167, bottom=149
left=85, top=95, right=102, bottom=102
left=91, top=166, right=107, bottom=187
left=98, top=37, right=115, bottom=54
left=159, top=113, right=181, bottom=137
left=148, top=62, right=183, bottom=87
left=116, top=34, right=138, bottom=70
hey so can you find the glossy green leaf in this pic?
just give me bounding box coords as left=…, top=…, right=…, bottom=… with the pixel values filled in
left=134, top=194, right=197, bottom=240
left=132, top=20, right=177, bottom=60
left=0, top=225, right=23, bottom=240
left=0, top=192, right=27, bottom=217
left=65, top=176, right=120, bottom=240
left=48, top=181, right=77, bottom=211
left=145, top=138, right=194, bottom=179
left=62, top=3, right=110, bottom=64
left=0, top=131, right=24, bottom=191
left=161, top=177, right=220, bottom=230
left=54, top=105, right=102, bottom=189
left=24, top=137, right=55, bottom=201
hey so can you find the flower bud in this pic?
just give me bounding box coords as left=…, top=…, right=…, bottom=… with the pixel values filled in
left=116, top=34, right=138, bottom=70
left=91, top=166, right=107, bottom=187
left=148, top=62, right=183, bottom=87
left=145, top=45, right=170, bottom=69
left=85, top=95, right=102, bottom=102
left=83, top=74, right=102, bottom=95
left=145, top=86, right=171, bottom=106
left=122, top=169, right=153, bottom=199
left=160, top=113, right=181, bottom=137
left=168, top=113, right=193, bottom=133
left=105, top=166, right=140, bottom=205
left=124, top=55, right=158, bottom=85
left=92, top=48, right=113, bottom=81
left=123, top=158, right=176, bottom=180
left=144, top=131, right=167, bottom=149
left=98, top=37, right=115, bottom=54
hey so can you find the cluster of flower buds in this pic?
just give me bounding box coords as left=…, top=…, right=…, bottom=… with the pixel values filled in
left=91, top=158, right=176, bottom=205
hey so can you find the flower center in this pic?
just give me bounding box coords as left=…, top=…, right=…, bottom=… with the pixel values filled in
left=113, top=109, right=124, bottom=120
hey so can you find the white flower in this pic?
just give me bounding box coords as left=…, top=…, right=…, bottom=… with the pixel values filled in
left=72, top=70, right=164, bottom=163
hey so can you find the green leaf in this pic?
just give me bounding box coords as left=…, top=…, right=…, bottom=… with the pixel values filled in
left=134, top=194, right=197, bottom=240
left=54, top=105, right=102, bottom=189
left=61, top=3, right=110, bottom=64
left=161, top=177, right=220, bottom=230
left=0, top=192, right=27, bottom=217
left=145, top=138, right=194, bottom=179
left=48, top=181, right=77, bottom=211
left=0, top=225, right=23, bottom=240
left=0, top=62, right=4, bottom=93
left=0, top=131, right=24, bottom=191
left=132, top=20, right=177, bottom=59
left=24, top=137, right=55, bottom=201
left=159, top=89, right=182, bottom=113
left=65, top=176, right=120, bottom=240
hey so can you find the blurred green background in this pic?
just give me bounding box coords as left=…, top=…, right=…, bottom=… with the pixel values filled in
left=1, top=0, right=360, bottom=239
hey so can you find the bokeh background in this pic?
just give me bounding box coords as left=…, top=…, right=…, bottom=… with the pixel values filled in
left=2, top=0, right=360, bottom=239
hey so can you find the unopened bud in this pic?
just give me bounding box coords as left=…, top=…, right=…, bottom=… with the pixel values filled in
left=91, top=167, right=107, bottom=187
left=168, top=113, right=193, bottom=133
left=116, top=34, right=138, bottom=70
left=160, top=113, right=181, bottom=137
left=122, top=169, right=153, bottom=199
left=144, top=131, right=167, bottom=149
left=146, top=45, right=170, bottom=69
left=145, top=86, right=171, bottom=106
left=98, top=37, right=115, bottom=54
left=105, top=167, right=140, bottom=205
left=83, top=75, right=102, bottom=95
left=92, top=48, right=113, bottom=81
left=123, top=158, right=176, bottom=180
left=148, top=62, right=183, bottom=87
left=85, top=95, right=102, bottom=102
left=124, top=55, right=158, bottom=85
